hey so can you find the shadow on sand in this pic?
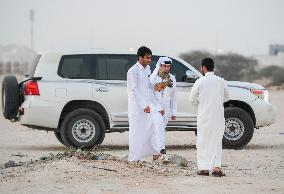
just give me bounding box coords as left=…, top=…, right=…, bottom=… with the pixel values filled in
left=244, top=143, right=284, bottom=150
left=99, top=144, right=196, bottom=151
left=6, top=143, right=283, bottom=152
left=3, top=144, right=197, bottom=152
left=4, top=145, right=66, bottom=151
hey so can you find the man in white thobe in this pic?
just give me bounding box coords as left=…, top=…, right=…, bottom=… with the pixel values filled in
left=127, top=46, right=160, bottom=161
left=150, top=57, right=177, bottom=155
left=189, top=58, right=229, bottom=177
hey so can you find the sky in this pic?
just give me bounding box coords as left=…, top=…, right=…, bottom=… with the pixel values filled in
left=0, top=0, right=283, bottom=56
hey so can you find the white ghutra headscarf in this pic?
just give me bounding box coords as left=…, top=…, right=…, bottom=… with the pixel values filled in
left=153, top=56, right=172, bottom=74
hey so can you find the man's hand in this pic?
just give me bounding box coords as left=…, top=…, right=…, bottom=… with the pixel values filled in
left=171, top=116, right=176, bottom=120
left=159, top=110, right=165, bottom=116
left=144, top=106, right=151, bottom=113
left=154, top=82, right=167, bottom=92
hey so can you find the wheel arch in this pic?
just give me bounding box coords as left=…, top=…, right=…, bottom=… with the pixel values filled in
left=224, top=100, right=256, bottom=127
left=57, top=100, right=110, bottom=131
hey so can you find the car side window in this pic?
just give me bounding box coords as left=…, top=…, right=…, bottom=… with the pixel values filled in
left=170, top=59, right=190, bottom=82
left=58, top=55, right=94, bottom=79
left=95, top=56, right=108, bottom=80
left=96, top=54, right=136, bottom=80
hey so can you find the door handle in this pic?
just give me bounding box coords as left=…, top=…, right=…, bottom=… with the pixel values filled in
left=96, top=87, right=109, bottom=92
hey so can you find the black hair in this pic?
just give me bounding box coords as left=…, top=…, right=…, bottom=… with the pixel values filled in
left=201, top=58, right=214, bottom=71
left=137, top=46, right=152, bottom=60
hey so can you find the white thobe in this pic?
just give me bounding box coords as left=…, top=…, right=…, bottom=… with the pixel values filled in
left=189, top=72, right=229, bottom=170
left=127, top=62, right=160, bottom=161
left=150, top=69, right=177, bottom=150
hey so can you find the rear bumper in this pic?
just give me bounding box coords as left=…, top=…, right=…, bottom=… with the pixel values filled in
left=19, top=97, right=62, bottom=129
left=250, top=98, right=278, bottom=127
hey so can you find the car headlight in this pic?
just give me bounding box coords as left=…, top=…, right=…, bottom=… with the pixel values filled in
left=250, top=89, right=270, bottom=103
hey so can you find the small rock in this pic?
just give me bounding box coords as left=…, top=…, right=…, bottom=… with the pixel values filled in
left=96, top=155, right=106, bottom=160
left=11, top=153, right=27, bottom=157
left=167, top=154, right=188, bottom=166
left=4, top=160, right=17, bottom=168
left=17, top=162, right=24, bottom=167
left=40, top=156, right=48, bottom=161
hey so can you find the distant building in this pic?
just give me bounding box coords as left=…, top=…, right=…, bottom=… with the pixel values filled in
left=269, top=44, right=284, bottom=55
left=252, top=44, right=284, bottom=68
left=0, top=45, right=38, bottom=75
left=0, top=61, right=29, bottom=75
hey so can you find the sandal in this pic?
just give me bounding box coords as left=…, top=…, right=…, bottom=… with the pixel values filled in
left=160, top=149, right=166, bottom=155
left=196, top=170, right=209, bottom=176
left=212, top=170, right=226, bottom=177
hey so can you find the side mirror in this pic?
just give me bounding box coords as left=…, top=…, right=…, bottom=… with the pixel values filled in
left=184, top=70, right=198, bottom=83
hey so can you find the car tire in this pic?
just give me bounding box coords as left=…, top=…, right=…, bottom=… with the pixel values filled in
left=54, top=131, right=65, bottom=145
left=60, top=108, right=105, bottom=149
left=2, top=76, right=19, bottom=120
left=223, top=107, right=254, bottom=149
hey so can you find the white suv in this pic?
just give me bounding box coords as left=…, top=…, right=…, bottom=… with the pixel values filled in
left=1, top=50, right=277, bottom=149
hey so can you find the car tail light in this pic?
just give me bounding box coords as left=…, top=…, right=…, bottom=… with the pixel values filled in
left=250, top=89, right=269, bottom=103
left=25, top=81, right=40, bottom=95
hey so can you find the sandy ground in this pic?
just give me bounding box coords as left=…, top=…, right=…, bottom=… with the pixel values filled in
left=0, top=76, right=284, bottom=193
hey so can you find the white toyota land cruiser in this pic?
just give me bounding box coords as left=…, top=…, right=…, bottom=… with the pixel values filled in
left=1, top=50, right=277, bottom=149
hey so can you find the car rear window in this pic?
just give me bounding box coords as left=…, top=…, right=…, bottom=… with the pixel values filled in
left=26, top=54, right=41, bottom=76
left=58, top=54, right=136, bottom=80
left=58, top=55, right=94, bottom=79
left=96, top=54, right=136, bottom=80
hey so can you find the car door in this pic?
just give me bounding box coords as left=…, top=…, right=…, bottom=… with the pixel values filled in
left=92, top=54, right=136, bottom=125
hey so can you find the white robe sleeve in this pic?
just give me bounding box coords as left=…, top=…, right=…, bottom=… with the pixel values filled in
left=127, top=69, right=147, bottom=109
left=149, top=71, right=163, bottom=111
left=150, top=67, right=159, bottom=83
left=189, top=79, right=200, bottom=107
left=170, top=76, right=177, bottom=116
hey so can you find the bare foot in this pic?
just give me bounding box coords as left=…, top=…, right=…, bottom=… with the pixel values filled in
left=212, top=167, right=225, bottom=177
left=153, top=154, right=162, bottom=160
left=213, top=167, right=221, bottom=172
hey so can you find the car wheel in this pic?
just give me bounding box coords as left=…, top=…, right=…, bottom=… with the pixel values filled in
left=223, top=107, right=254, bottom=149
left=60, top=108, right=105, bottom=149
left=2, top=76, right=19, bottom=120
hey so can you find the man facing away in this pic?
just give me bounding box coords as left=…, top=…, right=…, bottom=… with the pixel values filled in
left=189, top=58, right=229, bottom=177
left=127, top=46, right=160, bottom=161
left=150, top=57, right=177, bottom=156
